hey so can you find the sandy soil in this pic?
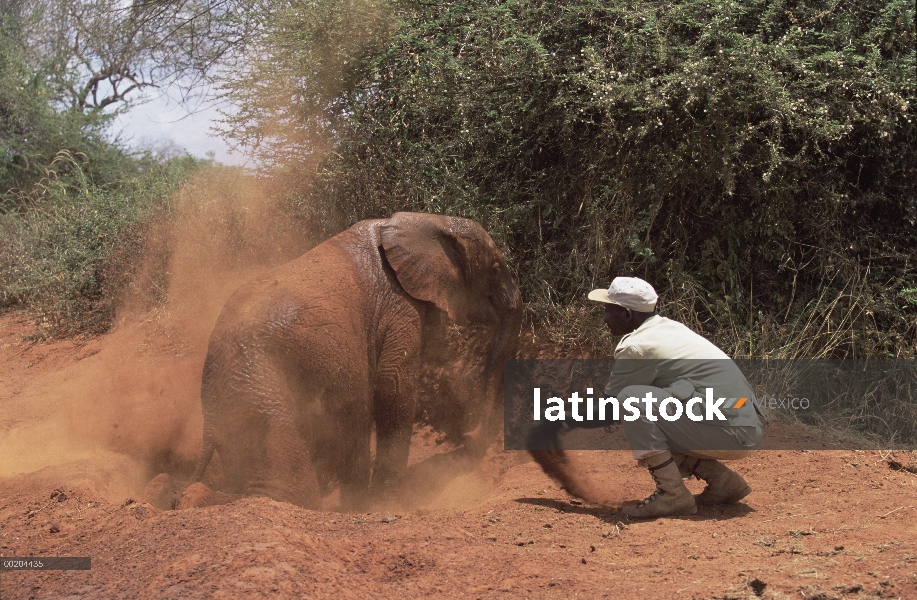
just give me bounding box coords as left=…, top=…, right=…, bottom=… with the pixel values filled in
left=1, top=312, right=915, bottom=600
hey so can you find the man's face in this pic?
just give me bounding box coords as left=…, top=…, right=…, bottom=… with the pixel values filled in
left=602, top=303, right=633, bottom=336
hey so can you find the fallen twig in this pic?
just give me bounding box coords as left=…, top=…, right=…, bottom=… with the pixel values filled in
left=878, top=506, right=913, bottom=519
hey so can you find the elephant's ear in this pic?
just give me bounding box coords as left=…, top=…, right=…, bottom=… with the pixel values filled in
left=380, top=213, right=470, bottom=321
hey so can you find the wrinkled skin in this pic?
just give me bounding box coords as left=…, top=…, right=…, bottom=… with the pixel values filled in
left=189, top=212, right=522, bottom=509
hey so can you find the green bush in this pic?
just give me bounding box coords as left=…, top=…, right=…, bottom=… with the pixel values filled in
left=225, top=0, right=916, bottom=358
left=0, top=151, right=206, bottom=335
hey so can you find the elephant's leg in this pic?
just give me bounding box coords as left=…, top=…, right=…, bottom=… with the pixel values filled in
left=370, top=379, right=416, bottom=502
left=291, top=360, right=372, bottom=510
left=337, top=431, right=372, bottom=511
left=253, top=415, right=321, bottom=508
left=367, top=302, right=422, bottom=503
left=371, top=422, right=413, bottom=502
left=217, top=405, right=321, bottom=508
left=209, top=352, right=323, bottom=509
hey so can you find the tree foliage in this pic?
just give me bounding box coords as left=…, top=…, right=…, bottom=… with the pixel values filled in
left=5, top=0, right=247, bottom=113
left=2, top=1, right=241, bottom=329
left=0, top=20, right=115, bottom=198
left=219, top=0, right=395, bottom=165
left=224, top=0, right=915, bottom=357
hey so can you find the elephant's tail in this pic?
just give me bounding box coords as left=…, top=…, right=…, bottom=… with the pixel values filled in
left=191, top=437, right=215, bottom=483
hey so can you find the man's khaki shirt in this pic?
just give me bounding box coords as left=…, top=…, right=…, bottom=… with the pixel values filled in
left=604, top=315, right=763, bottom=428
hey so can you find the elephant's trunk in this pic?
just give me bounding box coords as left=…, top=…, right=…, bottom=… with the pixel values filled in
left=463, top=300, right=522, bottom=456
left=461, top=365, right=510, bottom=458
left=528, top=449, right=624, bottom=510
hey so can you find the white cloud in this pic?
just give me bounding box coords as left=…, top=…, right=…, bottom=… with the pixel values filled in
left=109, top=88, right=252, bottom=167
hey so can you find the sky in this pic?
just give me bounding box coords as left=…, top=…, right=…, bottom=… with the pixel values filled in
left=109, top=87, right=252, bottom=168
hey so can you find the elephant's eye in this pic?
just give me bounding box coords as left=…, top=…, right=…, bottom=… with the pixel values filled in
left=483, top=289, right=500, bottom=309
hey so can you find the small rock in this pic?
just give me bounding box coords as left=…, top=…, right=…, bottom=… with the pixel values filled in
left=381, top=515, right=399, bottom=523
left=49, top=523, right=61, bottom=534
left=56, top=492, right=68, bottom=503
left=581, top=557, right=587, bottom=564
left=590, top=545, right=596, bottom=552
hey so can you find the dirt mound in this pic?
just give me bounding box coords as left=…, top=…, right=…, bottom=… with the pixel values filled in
left=2, top=315, right=916, bottom=599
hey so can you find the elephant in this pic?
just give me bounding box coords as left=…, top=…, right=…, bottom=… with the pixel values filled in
left=186, top=212, right=523, bottom=510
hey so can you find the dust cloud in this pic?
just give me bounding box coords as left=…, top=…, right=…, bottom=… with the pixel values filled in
left=0, top=168, right=310, bottom=499
left=1, top=166, right=517, bottom=511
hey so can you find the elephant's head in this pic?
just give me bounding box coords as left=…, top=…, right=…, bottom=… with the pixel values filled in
left=380, top=212, right=523, bottom=449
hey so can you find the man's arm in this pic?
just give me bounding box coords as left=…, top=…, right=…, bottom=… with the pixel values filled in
left=604, top=354, right=659, bottom=397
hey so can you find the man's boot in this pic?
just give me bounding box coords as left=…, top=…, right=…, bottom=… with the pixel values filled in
left=684, top=458, right=752, bottom=505
left=623, top=451, right=697, bottom=518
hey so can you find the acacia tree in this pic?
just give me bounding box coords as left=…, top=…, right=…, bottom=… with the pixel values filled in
left=8, top=0, right=252, bottom=114
left=1, top=0, right=261, bottom=197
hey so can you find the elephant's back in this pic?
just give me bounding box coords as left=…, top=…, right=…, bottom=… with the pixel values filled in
left=202, top=227, right=379, bottom=390
left=212, top=239, right=364, bottom=334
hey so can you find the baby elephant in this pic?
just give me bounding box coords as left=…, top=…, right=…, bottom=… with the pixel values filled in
left=183, top=212, right=522, bottom=510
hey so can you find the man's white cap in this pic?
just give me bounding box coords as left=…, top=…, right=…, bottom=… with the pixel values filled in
left=587, top=277, right=658, bottom=312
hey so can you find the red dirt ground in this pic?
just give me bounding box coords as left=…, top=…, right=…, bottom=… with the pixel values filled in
left=1, top=312, right=915, bottom=600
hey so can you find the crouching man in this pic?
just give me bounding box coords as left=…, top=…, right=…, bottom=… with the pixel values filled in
left=588, top=277, right=766, bottom=518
